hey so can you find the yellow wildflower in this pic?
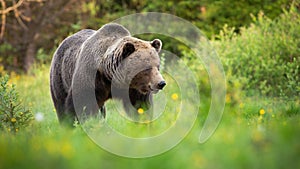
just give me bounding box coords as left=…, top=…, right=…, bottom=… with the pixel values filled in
left=15, top=128, right=19, bottom=132
left=259, top=109, right=265, bottom=115
left=171, top=93, right=179, bottom=100
left=11, top=118, right=17, bottom=123
left=137, top=108, right=144, bottom=114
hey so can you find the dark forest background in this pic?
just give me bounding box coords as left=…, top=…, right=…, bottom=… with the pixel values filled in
left=0, top=0, right=295, bottom=72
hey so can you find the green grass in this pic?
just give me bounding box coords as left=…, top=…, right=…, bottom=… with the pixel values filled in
left=0, top=65, right=299, bottom=169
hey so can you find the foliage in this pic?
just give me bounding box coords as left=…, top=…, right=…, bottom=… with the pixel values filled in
left=36, top=48, right=53, bottom=65
left=126, top=0, right=291, bottom=37
left=0, top=75, right=33, bottom=133
left=181, top=49, right=211, bottom=97
left=214, top=5, right=300, bottom=97
left=197, top=0, right=293, bottom=38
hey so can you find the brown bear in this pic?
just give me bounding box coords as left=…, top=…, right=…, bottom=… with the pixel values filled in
left=50, top=23, right=166, bottom=125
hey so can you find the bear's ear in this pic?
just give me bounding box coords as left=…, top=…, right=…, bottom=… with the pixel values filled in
left=151, top=39, right=162, bottom=53
left=122, top=42, right=135, bottom=59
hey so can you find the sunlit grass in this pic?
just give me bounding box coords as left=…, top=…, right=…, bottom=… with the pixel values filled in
left=0, top=65, right=299, bottom=169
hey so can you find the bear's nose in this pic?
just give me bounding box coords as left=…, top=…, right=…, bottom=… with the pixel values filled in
left=157, top=81, right=166, bottom=90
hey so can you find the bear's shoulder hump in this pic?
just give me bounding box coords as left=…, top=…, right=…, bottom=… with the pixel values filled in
left=97, top=23, right=130, bottom=38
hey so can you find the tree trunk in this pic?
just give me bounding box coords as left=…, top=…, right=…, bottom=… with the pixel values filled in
left=21, top=0, right=75, bottom=73
left=24, top=42, right=36, bottom=73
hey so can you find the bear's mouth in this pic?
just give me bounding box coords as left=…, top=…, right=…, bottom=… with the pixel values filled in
left=140, top=87, right=151, bottom=94
left=149, top=86, right=160, bottom=94
left=139, top=86, right=159, bottom=94
left=150, top=88, right=159, bottom=94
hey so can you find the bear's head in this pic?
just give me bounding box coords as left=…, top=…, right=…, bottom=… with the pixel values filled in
left=103, top=36, right=166, bottom=94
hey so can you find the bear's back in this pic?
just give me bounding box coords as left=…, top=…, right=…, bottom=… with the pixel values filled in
left=95, top=23, right=131, bottom=38
left=52, top=23, right=131, bottom=93
left=59, top=29, right=96, bottom=90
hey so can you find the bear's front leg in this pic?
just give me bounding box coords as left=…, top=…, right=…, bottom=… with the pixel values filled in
left=71, top=86, right=102, bottom=121
left=100, top=105, right=106, bottom=118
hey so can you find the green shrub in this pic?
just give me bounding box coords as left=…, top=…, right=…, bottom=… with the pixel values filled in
left=181, top=49, right=211, bottom=97
left=0, top=75, right=33, bottom=133
left=214, top=5, right=300, bottom=97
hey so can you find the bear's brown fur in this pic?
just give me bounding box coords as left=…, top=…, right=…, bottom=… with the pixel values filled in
left=50, top=23, right=165, bottom=125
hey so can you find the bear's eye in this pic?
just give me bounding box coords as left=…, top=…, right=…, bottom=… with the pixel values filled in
left=144, top=67, right=152, bottom=72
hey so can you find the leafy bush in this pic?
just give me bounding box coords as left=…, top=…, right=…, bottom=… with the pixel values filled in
left=214, top=5, right=300, bottom=97
left=0, top=75, right=33, bottom=133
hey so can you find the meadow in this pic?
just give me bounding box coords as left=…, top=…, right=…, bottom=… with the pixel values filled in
left=0, top=64, right=299, bottom=169
left=1, top=4, right=300, bottom=169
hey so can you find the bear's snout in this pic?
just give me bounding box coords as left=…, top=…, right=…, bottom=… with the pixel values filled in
left=157, top=81, right=166, bottom=90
